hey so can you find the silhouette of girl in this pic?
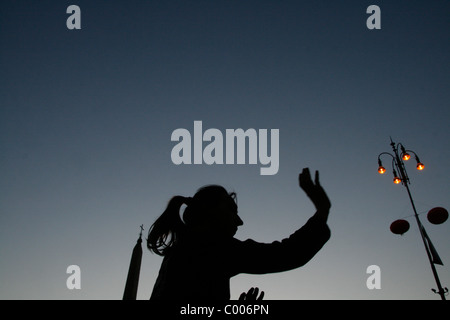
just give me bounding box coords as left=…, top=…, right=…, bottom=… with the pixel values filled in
left=148, top=168, right=331, bottom=300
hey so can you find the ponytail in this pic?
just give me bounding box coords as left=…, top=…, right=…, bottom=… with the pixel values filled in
left=148, top=185, right=234, bottom=255
left=147, top=196, right=191, bottom=256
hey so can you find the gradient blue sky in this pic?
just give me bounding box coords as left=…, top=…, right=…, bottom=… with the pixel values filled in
left=1, top=0, right=449, bottom=300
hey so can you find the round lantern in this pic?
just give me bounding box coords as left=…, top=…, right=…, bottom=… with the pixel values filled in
left=390, top=219, right=410, bottom=235
left=427, top=207, right=448, bottom=225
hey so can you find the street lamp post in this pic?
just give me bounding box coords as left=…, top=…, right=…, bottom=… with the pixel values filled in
left=377, top=138, right=448, bottom=300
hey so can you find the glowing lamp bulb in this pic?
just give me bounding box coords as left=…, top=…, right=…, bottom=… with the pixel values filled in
left=393, top=177, right=402, bottom=184
left=416, top=162, right=425, bottom=170
left=402, top=153, right=411, bottom=161
left=378, top=166, right=386, bottom=174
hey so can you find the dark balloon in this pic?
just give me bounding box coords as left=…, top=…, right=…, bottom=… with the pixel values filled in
left=427, top=207, right=448, bottom=225
left=390, top=219, right=410, bottom=235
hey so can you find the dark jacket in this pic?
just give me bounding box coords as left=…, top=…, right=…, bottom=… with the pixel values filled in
left=150, top=215, right=330, bottom=300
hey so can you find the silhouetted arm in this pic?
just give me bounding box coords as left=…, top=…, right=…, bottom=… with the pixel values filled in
left=227, top=168, right=331, bottom=275
left=229, top=215, right=330, bottom=275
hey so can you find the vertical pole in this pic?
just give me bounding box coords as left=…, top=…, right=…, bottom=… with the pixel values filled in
left=403, top=184, right=446, bottom=300
left=390, top=140, right=446, bottom=300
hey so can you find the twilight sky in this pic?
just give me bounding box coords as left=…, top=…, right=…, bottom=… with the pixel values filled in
left=1, top=0, right=449, bottom=300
